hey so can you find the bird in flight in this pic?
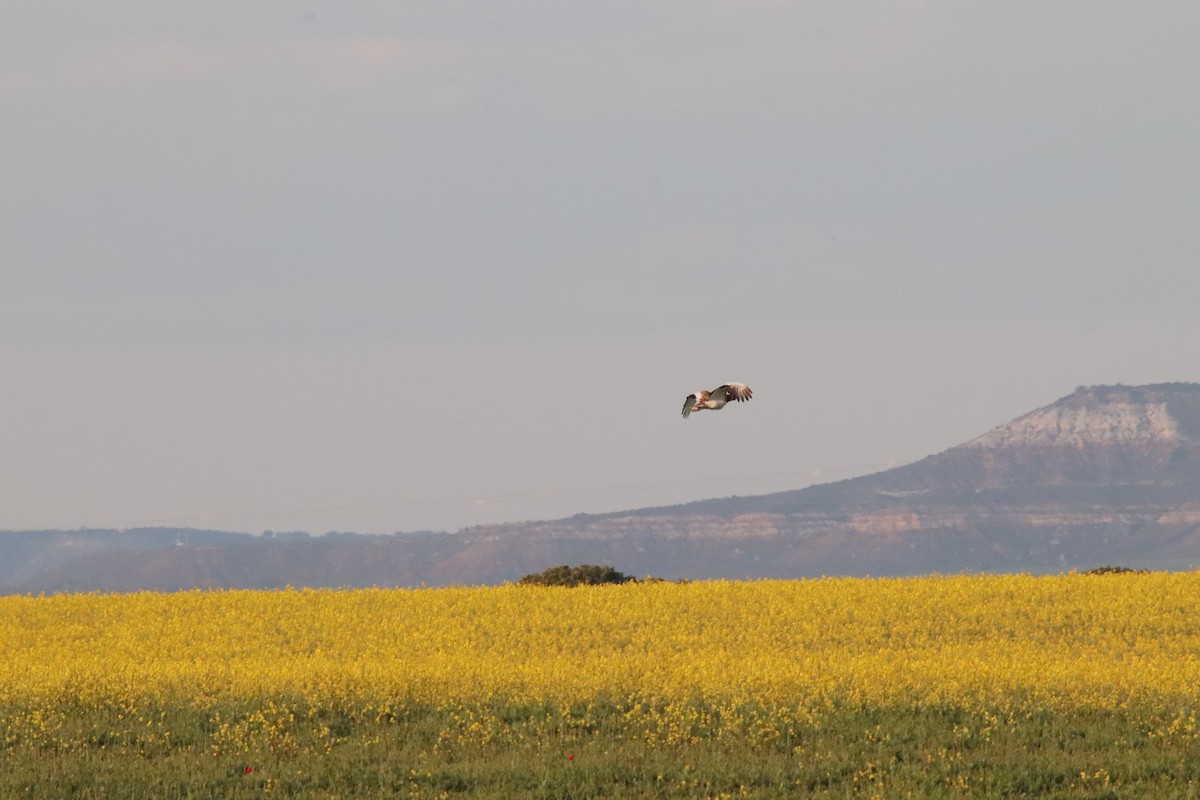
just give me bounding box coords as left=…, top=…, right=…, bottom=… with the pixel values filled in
left=681, top=383, right=753, bottom=418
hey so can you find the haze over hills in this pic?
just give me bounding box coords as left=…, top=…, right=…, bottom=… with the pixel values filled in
left=5, top=383, right=1200, bottom=594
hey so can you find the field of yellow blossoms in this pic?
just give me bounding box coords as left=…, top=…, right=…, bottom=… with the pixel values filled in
left=3, top=572, right=1200, bottom=798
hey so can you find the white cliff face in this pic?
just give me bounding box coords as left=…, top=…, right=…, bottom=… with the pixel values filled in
left=964, top=401, right=1180, bottom=449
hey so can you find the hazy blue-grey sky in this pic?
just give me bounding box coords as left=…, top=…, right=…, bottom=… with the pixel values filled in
left=4, top=3, right=1199, bottom=534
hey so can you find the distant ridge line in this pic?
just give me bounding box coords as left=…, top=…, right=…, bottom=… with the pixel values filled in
left=5, top=381, right=1200, bottom=592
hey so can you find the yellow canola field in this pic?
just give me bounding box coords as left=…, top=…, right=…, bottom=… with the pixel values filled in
left=2, top=572, right=1200, bottom=718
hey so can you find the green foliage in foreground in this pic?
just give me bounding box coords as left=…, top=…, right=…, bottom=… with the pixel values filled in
left=4, top=701, right=1200, bottom=799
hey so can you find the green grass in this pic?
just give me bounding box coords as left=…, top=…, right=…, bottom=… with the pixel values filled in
left=4, top=701, right=1200, bottom=798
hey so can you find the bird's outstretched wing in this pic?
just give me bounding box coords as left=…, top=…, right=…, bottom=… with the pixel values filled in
left=681, top=393, right=698, bottom=418
left=717, top=383, right=753, bottom=403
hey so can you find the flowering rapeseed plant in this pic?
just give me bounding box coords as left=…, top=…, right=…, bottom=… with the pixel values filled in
left=2, top=572, right=1199, bottom=755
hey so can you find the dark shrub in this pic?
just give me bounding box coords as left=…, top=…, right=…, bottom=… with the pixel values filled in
left=518, top=564, right=634, bottom=587
left=1083, top=565, right=1148, bottom=575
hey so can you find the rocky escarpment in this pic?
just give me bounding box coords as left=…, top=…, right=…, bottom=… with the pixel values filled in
left=942, top=383, right=1200, bottom=488
left=452, top=384, right=1200, bottom=579
left=965, top=386, right=1189, bottom=449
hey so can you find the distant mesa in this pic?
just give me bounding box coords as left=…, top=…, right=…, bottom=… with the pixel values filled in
left=4, top=383, right=1200, bottom=593
left=965, top=383, right=1200, bottom=449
